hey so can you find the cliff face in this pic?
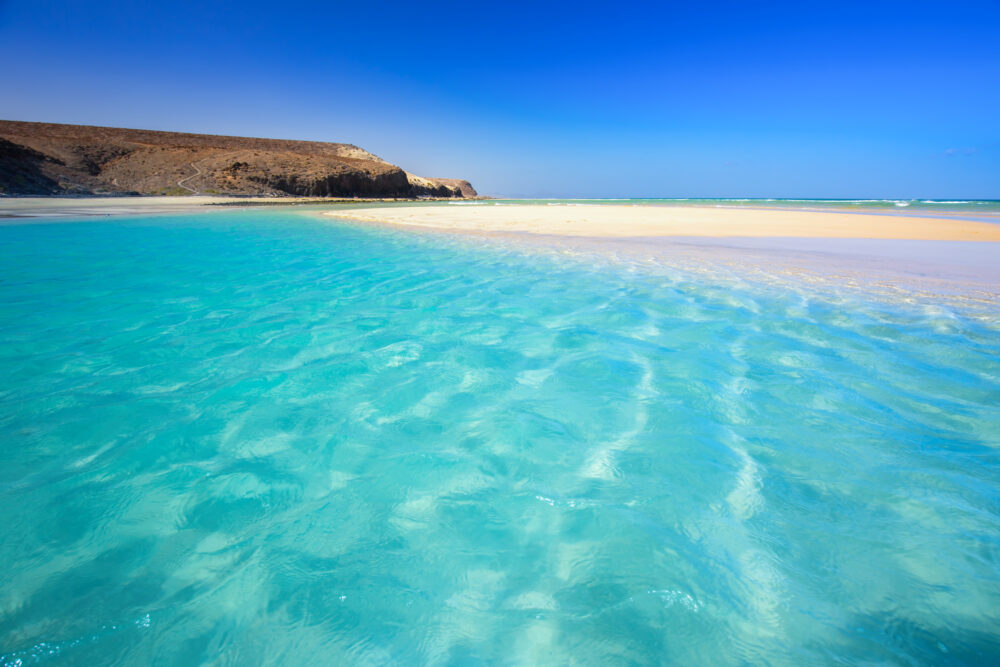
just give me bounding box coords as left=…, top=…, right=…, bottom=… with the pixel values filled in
left=0, top=121, right=477, bottom=198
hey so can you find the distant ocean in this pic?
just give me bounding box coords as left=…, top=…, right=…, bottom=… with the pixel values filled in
left=1, top=210, right=999, bottom=664
left=461, top=198, right=1000, bottom=216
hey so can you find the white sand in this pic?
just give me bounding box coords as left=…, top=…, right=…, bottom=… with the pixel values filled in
left=329, top=204, right=1000, bottom=242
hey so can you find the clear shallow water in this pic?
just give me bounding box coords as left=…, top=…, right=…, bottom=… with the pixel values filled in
left=1, top=211, right=999, bottom=665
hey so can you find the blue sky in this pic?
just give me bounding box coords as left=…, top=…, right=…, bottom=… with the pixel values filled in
left=1, top=0, right=998, bottom=197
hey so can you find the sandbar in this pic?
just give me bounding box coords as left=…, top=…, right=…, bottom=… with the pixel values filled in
left=329, top=204, right=1000, bottom=241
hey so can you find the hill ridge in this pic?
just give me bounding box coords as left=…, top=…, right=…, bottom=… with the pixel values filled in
left=0, top=120, right=476, bottom=198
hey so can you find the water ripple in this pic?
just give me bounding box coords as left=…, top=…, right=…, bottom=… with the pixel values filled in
left=1, top=212, right=999, bottom=663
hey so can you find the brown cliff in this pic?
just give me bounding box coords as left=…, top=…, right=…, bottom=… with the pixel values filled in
left=0, top=120, right=477, bottom=198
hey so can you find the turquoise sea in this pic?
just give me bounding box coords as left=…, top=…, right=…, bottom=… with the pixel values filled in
left=2, top=210, right=999, bottom=664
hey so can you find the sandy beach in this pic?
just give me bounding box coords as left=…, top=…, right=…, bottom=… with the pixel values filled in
left=330, top=204, right=1000, bottom=241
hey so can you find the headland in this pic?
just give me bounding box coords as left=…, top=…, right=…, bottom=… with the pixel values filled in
left=0, top=120, right=477, bottom=199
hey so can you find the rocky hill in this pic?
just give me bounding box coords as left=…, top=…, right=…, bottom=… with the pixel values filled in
left=0, top=120, right=477, bottom=198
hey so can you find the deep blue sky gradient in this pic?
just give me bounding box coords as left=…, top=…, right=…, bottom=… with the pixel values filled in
left=2, top=0, right=998, bottom=197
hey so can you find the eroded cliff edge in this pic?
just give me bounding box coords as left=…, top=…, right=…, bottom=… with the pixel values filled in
left=0, top=121, right=477, bottom=198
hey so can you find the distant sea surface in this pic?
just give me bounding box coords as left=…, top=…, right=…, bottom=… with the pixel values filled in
left=457, top=198, right=1000, bottom=217
left=2, top=211, right=999, bottom=664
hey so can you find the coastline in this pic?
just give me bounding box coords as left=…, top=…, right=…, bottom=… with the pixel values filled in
left=325, top=203, right=1000, bottom=301
left=0, top=195, right=474, bottom=220
left=4, top=196, right=997, bottom=298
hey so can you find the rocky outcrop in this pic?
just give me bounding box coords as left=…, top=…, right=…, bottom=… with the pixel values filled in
left=405, top=173, right=478, bottom=198
left=425, top=178, right=477, bottom=198
left=0, top=121, right=477, bottom=198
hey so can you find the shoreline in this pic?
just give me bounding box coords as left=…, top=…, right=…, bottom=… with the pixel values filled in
left=0, top=195, right=482, bottom=220
left=4, top=197, right=997, bottom=298
left=324, top=204, right=1000, bottom=300
left=508, top=233, right=1000, bottom=304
